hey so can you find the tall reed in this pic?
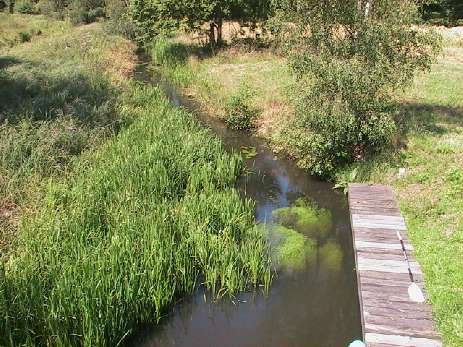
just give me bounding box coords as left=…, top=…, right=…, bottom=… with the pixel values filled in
left=0, top=86, right=271, bottom=346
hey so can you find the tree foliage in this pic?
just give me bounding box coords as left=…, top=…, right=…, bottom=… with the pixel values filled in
left=272, top=0, right=441, bottom=176
left=127, top=0, right=271, bottom=44
left=422, top=0, right=463, bottom=24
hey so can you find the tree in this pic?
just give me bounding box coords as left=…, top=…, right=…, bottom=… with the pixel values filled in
left=271, top=0, right=441, bottom=176
left=129, top=0, right=271, bottom=45
left=422, top=0, right=463, bottom=23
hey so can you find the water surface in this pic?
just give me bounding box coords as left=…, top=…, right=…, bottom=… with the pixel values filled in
left=130, top=62, right=362, bottom=347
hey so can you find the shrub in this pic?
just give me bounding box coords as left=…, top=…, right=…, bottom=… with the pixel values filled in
left=273, top=0, right=441, bottom=177
left=104, top=0, right=137, bottom=39
left=68, top=0, right=105, bottom=25
left=18, top=30, right=31, bottom=42
left=225, top=84, right=259, bottom=130
left=15, top=0, right=36, bottom=13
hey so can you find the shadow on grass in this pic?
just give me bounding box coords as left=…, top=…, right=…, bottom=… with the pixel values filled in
left=0, top=59, right=125, bottom=130
left=351, top=101, right=463, bottom=181
left=0, top=56, right=21, bottom=70
left=152, top=39, right=214, bottom=67
left=398, top=102, right=463, bottom=135
left=0, top=56, right=129, bottom=198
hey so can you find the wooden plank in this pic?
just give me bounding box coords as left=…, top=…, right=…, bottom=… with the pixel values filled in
left=352, top=215, right=407, bottom=230
left=348, top=184, right=441, bottom=347
left=355, top=240, right=414, bottom=251
left=357, top=258, right=421, bottom=274
left=365, top=333, right=442, bottom=347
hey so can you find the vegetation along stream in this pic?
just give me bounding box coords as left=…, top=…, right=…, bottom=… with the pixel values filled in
left=128, top=57, right=363, bottom=347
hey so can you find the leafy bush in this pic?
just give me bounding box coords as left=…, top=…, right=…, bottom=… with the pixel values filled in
left=18, top=30, right=31, bottom=42
left=15, top=0, right=36, bottom=13
left=104, top=0, right=137, bottom=39
left=152, top=37, right=190, bottom=66
left=273, top=0, right=441, bottom=177
left=225, top=84, right=259, bottom=130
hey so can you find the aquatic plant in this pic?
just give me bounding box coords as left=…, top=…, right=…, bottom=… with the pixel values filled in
left=319, top=241, right=343, bottom=273
left=272, top=198, right=333, bottom=240
left=260, top=224, right=316, bottom=271
left=0, top=86, right=272, bottom=346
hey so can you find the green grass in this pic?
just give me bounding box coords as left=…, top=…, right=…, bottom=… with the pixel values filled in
left=151, top=37, right=294, bottom=136
left=0, top=17, right=271, bottom=346
left=0, top=17, right=136, bottom=256
left=153, top=36, right=463, bottom=346
left=0, top=13, right=64, bottom=48
left=0, top=85, right=271, bottom=346
left=337, top=47, right=463, bottom=346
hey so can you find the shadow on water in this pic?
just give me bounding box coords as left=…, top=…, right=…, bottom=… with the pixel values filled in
left=128, top=58, right=362, bottom=347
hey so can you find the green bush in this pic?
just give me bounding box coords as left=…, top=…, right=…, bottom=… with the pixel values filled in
left=15, top=0, right=36, bottom=13
left=18, top=30, right=31, bottom=42
left=225, top=84, right=259, bottom=130
left=273, top=0, right=441, bottom=177
left=68, top=0, right=105, bottom=25
left=104, top=0, right=137, bottom=39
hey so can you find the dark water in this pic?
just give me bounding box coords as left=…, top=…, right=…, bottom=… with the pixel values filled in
left=130, top=61, right=362, bottom=347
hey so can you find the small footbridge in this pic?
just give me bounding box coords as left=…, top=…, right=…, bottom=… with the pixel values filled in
left=348, top=184, right=442, bottom=347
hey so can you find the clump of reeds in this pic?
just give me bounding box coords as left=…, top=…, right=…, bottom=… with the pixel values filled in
left=0, top=85, right=271, bottom=346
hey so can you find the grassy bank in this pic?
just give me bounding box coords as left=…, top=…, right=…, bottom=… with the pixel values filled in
left=152, top=37, right=463, bottom=346
left=0, top=16, right=136, bottom=256
left=341, top=47, right=463, bottom=346
left=0, top=85, right=271, bottom=346
left=1, top=17, right=271, bottom=345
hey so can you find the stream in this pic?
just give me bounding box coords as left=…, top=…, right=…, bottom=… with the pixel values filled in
left=129, top=60, right=363, bottom=347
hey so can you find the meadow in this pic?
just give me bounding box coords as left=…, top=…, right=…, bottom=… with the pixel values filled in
left=0, top=16, right=271, bottom=346
left=151, top=32, right=463, bottom=346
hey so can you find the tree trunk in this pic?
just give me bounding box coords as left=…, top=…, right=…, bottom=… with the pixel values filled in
left=364, top=0, right=373, bottom=19
left=217, top=18, right=223, bottom=45
left=9, top=0, right=14, bottom=13
left=209, top=22, right=216, bottom=46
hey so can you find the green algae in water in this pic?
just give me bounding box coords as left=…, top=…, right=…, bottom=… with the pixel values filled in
left=259, top=224, right=316, bottom=271
left=241, top=146, right=257, bottom=159
left=319, top=241, right=343, bottom=273
left=272, top=198, right=333, bottom=240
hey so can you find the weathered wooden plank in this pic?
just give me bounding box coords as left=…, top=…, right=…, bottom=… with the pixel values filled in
left=349, top=184, right=441, bottom=347
left=363, top=305, right=433, bottom=320
left=359, top=271, right=424, bottom=285
left=352, top=214, right=407, bottom=231
left=365, top=323, right=440, bottom=339
left=355, top=240, right=414, bottom=251
left=365, top=333, right=442, bottom=346
left=357, top=258, right=421, bottom=274
left=362, top=299, right=433, bottom=315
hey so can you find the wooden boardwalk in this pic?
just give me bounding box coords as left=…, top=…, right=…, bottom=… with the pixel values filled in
left=348, top=183, right=442, bottom=347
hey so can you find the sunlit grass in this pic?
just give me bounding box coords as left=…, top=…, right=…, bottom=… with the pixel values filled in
left=0, top=13, right=65, bottom=49
left=0, top=18, right=136, bottom=257
left=0, top=18, right=271, bottom=346
left=338, top=46, right=463, bottom=347
left=0, top=83, right=271, bottom=347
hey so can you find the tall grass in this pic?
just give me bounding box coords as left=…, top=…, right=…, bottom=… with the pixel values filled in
left=0, top=18, right=136, bottom=256
left=0, top=85, right=271, bottom=346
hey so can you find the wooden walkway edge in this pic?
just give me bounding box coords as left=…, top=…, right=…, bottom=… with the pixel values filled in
left=348, top=183, right=442, bottom=347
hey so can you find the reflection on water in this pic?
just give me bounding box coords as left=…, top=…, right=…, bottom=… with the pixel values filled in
left=129, top=63, right=362, bottom=347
